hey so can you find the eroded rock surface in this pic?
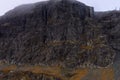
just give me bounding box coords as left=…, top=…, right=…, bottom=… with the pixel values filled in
left=0, top=0, right=117, bottom=69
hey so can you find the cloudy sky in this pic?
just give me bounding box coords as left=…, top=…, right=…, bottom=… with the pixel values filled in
left=0, top=0, right=120, bottom=16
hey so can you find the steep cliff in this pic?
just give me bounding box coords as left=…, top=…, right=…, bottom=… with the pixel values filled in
left=0, top=0, right=119, bottom=80
left=0, top=0, right=115, bottom=68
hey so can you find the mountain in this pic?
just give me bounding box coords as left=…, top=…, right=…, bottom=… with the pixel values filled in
left=0, top=0, right=120, bottom=80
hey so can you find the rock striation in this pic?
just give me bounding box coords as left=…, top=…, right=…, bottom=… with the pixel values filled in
left=0, top=0, right=117, bottom=69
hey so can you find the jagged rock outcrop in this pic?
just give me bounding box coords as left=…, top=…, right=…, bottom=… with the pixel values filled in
left=0, top=0, right=116, bottom=69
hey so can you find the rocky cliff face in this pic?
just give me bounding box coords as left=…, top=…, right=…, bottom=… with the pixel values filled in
left=0, top=0, right=120, bottom=79
left=0, top=0, right=120, bottom=80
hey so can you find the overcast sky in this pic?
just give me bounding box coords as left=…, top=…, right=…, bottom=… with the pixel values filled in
left=0, top=0, right=120, bottom=16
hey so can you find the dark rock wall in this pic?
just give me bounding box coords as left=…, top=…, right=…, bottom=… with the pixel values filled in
left=96, top=11, right=120, bottom=80
left=0, top=0, right=117, bottom=69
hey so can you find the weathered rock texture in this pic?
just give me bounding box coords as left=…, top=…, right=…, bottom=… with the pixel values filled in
left=0, top=0, right=116, bottom=69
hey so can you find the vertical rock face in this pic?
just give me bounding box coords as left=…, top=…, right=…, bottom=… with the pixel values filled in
left=0, top=0, right=116, bottom=70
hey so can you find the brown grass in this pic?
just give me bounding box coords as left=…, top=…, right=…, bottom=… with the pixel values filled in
left=0, top=64, right=115, bottom=80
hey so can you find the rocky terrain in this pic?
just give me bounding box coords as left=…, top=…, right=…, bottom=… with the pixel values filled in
left=0, top=0, right=120, bottom=80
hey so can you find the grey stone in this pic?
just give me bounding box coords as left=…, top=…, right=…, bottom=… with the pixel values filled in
left=0, top=0, right=117, bottom=69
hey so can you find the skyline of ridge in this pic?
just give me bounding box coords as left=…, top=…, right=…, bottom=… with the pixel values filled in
left=0, top=0, right=120, bottom=16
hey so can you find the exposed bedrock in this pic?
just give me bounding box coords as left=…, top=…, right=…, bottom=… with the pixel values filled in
left=0, top=0, right=117, bottom=69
